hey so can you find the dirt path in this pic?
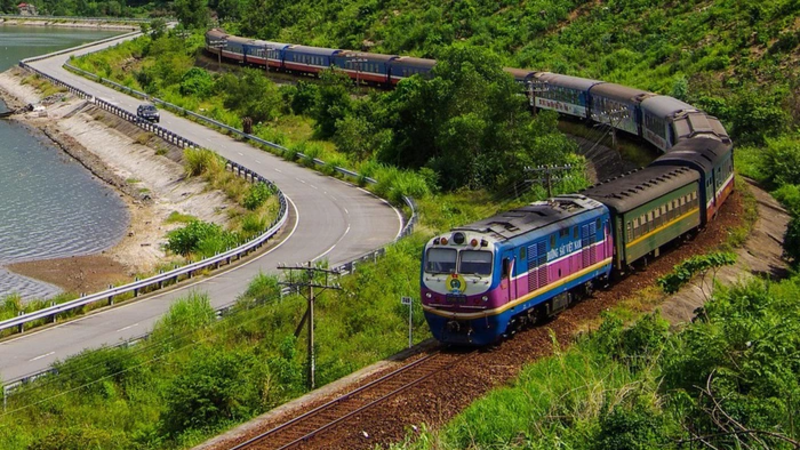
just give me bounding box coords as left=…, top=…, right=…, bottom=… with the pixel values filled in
left=660, top=180, right=789, bottom=324
left=0, top=67, right=238, bottom=295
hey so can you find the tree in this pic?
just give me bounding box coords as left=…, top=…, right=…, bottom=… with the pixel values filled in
left=218, top=69, right=283, bottom=123
left=375, top=44, right=576, bottom=192
left=313, top=68, right=353, bottom=138
left=174, top=0, right=209, bottom=29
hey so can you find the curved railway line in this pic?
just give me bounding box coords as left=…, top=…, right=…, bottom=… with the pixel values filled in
left=227, top=349, right=477, bottom=450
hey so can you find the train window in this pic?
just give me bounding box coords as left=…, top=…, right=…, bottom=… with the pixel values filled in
left=560, top=228, right=569, bottom=238
left=596, top=218, right=601, bottom=230
left=425, top=248, right=457, bottom=274
left=550, top=234, right=556, bottom=247
left=574, top=227, right=579, bottom=239
left=459, top=250, right=493, bottom=275
left=520, top=247, right=526, bottom=259
left=626, top=222, right=632, bottom=239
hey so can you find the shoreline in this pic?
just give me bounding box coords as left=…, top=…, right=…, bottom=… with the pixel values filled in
left=0, top=67, right=237, bottom=296
left=0, top=18, right=138, bottom=31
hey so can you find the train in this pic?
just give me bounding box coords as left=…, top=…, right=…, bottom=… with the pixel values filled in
left=203, top=28, right=735, bottom=346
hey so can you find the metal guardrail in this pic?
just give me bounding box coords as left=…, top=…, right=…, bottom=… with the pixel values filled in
left=2, top=38, right=418, bottom=387
left=0, top=14, right=164, bottom=23
left=20, top=31, right=142, bottom=65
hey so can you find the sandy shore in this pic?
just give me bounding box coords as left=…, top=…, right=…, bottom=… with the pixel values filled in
left=0, top=67, right=237, bottom=295
left=0, top=18, right=138, bottom=31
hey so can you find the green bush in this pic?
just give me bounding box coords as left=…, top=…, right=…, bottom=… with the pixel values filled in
left=166, top=220, right=238, bottom=257
left=242, top=182, right=276, bottom=211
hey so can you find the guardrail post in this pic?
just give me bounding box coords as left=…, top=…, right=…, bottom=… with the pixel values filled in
left=133, top=277, right=139, bottom=297
left=158, top=270, right=164, bottom=289
left=17, top=311, right=24, bottom=334
left=108, top=283, right=115, bottom=306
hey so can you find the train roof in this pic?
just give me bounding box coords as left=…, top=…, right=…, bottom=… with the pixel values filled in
left=206, top=28, right=227, bottom=39
left=582, top=166, right=699, bottom=214
left=453, top=195, right=605, bottom=241
left=391, top=56, right=437, bottom=69
left=673, top=112, right=731, bottom=143
left=337, top=51, right=398, bottom=62
left=640, top=95, right=698, bottom=118
left=249, top=39, right=291, bottom=49
left=503, top=67, right=537, bottom=82
left=285, top=45, right=342, bottom=56
left=589, top=82, right=654, bottom=104
left=535, top=72, right=603, bottom=91
left=651, top=137, right=732, bottom=174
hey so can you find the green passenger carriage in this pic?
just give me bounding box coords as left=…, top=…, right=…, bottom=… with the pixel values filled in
left=582, top=166, right=701, bottom=271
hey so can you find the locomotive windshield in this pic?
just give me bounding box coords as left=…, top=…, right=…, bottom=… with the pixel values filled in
left=459, top=250, right=493, bottom=275
left=425, top=248, right=457, bottom=273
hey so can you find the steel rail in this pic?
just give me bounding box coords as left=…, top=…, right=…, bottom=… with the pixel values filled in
left=229, top=349, right=477, bottom=450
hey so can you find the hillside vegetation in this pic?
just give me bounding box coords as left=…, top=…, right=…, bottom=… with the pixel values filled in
left=3, top=0, right=800, bottom=448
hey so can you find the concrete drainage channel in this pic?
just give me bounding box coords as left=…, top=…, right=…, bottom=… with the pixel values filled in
left=1, top=45, right=417, bottom=394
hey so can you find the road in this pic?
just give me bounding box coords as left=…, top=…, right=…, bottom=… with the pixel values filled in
left=0, top=33, right=403, bottom=383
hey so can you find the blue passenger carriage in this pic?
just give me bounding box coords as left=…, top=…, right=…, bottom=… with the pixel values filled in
left=421, top=195, right=613, bottom=345
left=533, top=73, right=602, bottom=119
left=589, top=83, right=654, bottom=136
left=332, top=51, right=398, bottom=84
left=242, top=39, right=290, bottom=70
left=640, top=96, right=698, bottom=152
left=283, top=45, right=342, bottom=74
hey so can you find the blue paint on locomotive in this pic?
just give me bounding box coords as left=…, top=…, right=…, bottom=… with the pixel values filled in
left=422, top=203, right=613, bottom=345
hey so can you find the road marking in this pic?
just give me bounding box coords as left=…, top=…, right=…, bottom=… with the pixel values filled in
left=295, top=177, right=306, bottom=184
left=274, top=168, right=282, bottom=173
left=255, top=159, right=262, bottom=164
left=29, top=352, right=55, bottom=362
left=117, top=323, right=139, bottom=332
left=344, top=208, right=349, bottom=215
left=313, top=223, right=351, bottom=262
left=309, top=184, right=318, bottom=190
left=237, top=152, right=244, bottom=156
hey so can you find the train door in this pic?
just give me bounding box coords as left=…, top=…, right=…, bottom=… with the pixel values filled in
left=501, top=251, right=517, bottom=302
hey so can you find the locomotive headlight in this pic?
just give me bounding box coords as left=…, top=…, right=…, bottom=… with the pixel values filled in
left=453, top=232, right=466, bottom=245
left=481, top=296, right=489, bottom=302
left=425, top=292, right=432, bottom=298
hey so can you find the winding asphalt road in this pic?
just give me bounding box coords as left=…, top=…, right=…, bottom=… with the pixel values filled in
left=0, top=33, right=403, bottom=383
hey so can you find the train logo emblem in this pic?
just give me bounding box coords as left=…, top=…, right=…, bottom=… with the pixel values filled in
left=447, top=274, right=466, bottom=293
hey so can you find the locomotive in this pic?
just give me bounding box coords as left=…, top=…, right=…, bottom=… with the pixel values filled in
left=203, top=28, right=735, bottom=345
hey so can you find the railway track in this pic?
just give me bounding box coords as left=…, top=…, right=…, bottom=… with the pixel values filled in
left=229, top=349, right=477, bottom=450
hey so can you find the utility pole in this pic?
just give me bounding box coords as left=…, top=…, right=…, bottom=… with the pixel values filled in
left=207, top=39, right=226, bottom=69
left=263, top=43, right=271, bottom=74
left=591, top=107, right=630, bottom=150
left=347, top=54, right=367, bottom=87
left=527, top=78, right=549, bottom=114
left=278, top=262, right=341, bottom=390
left=525, top=164, right=576, bottom=197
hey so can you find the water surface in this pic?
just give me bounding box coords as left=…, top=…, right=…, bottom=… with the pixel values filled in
left=0, top=25, right=128, bottom=299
